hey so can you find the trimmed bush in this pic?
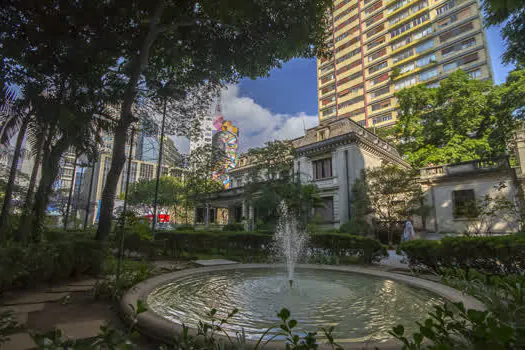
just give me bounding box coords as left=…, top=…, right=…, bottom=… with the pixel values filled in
left=222, top=223, right=244, bottom=231
left=0, top=234, right=105, bottom=294
left=399, top=234, right=525, bottom=274
left=145, top=230, right=387, bottom=264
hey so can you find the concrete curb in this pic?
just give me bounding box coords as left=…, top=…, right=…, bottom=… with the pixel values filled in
left=121, top=264, right=485, bottom=349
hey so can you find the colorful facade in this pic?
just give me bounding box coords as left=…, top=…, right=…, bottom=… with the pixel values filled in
left=318, top=0, right=493, bottom=128
left=212, top=116, right=239, bottom=189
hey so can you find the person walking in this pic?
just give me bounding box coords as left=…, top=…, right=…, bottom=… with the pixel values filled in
left=402, top=216, right=416, bottom=242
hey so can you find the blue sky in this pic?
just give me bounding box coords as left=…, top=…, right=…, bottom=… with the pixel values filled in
left=237, top=25, right=514, bottom=118
left=176, top=25, right=516, bottom=153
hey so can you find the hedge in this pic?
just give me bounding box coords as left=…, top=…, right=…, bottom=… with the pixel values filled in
left=0, top=233, right=105, bottom=294
left=123, top=230, right=387, bottom=264
left=399, top=234, right=525, bottom=274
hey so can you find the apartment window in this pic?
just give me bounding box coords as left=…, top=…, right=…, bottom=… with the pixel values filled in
left=415, top=39, right=433, bottom=53
left=387, top=0, right=414, bottom=14
left=337, top=60, right=361, bottom=75
left=418, top=68, right=438, bottom=81
left=395, top=76, right=416, bottom=90
left=368, top=48, right=386, bottom=62
left=139, top=163, right=154, bottom=180
left=336, top=0, right=351, bottom=10
left=392, top=36, right=411, bottom=51
left=337, top=71, right=361, bottom=86
left=336, top=37, right=359, bottom=53
left=436, top=0, right=455, bottom=16
left=335, top=15, right=359, bottom=32
left=393, top=48, right=414, bottom=63
left=322, top=84, right=336, bottom=95
left=373, top=113, right=393, bottom=124
left=370, top=72, right=389, bottom=86
left=367, top=24, right=384, bottom=38
left=390, top=10, right=410, bottom=26
left=357, top=120, right=367, bottom=127
left=320, top=64, right=334, bottom=73
left=468, top=69, right=482, bottom=79
left=370, top=86, right=390, bottom=98
left=334, top=4, right=358, bottom=22
left=313, top=158, right=333, bottom=180
left=440, top=22, right=474, bottom=42
left=444, top=52, right=479, bottom=72
left=442, top=37, right=476, bottom=56
left=369, top=61, right=388, bottom=74
left=366, top=13, right=383, bottom=27
left=322, top=107, right=336, bottom=117
left=336, top=48, right=361, bottom=64
left=413, top=26, right=432, bottom=40
left=417, top=54, right=436, bottom=67
left=371, top=99, right=391, bottom=111
left=452, top=189, right=476, bottom=218
left=411, top=12, right=429, bottom=27
left=338, top=96, right=364, bottom=109
left=426, top=81, right=440, bottom=88
left=339, top=84, right=363, bottom=97
left=321, top=96, right=335, bottom=105
left=315, top=197, right=334, bottom=222
left=390, top=22, right=411, bottom=38
left=368, top=36, right=386, bottom=50
left=340, top=108, right=365, bottom=119
left=399, top=62, right=415, bottom=74
left=320, top=73, right=335, bottom=84
left=365, top=1, right=383, bottom=14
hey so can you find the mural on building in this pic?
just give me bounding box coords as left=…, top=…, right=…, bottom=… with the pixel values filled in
left=211, top=116, right=239, bottom=189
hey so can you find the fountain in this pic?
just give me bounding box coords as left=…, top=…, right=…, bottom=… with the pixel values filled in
left=273, top=201, right=307, bottom=286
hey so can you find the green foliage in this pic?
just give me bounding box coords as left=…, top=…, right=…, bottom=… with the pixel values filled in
left=482, top=0, right=525, bottom=65
left=393, top=71, right=513, bottom=167
left=399, top=234, right=525, bottom=274
left=222, top=223, right=244, bottom=231
left=127, top=176, right=183, bottom=207
left=359, top=165, right=424, bottom=243
left=0, top=232, right=104, bottom=293
left=0, top=310, right=17, bottom=345
left=390, top=301, right=525, bottom=349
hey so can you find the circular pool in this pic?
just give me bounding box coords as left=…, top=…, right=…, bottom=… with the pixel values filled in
left=122, top=264, right=485, bottom=348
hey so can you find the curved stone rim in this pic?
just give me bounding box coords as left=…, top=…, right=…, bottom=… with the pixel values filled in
left=121, top=264, right=485, bottom=349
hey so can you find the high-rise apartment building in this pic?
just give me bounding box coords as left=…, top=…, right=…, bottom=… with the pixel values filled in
left=317, top=0, right=492, bottom=128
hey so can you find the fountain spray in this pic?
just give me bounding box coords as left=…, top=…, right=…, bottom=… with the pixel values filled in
left=274, top=201, right=307, bottom=287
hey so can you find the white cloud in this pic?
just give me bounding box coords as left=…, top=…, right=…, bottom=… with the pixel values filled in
left=220, top=85, right=318, bottom=152
left=168, top=85, right=318, bottom=154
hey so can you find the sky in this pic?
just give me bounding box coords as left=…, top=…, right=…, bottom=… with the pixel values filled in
left=174, top=24, right=516, bottom=154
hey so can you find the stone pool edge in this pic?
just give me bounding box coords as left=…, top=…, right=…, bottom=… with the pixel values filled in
left=120, top=264, right=485, bottom=349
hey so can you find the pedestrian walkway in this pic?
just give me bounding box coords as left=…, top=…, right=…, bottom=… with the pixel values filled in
left=0, top=278, right=109, bottom=350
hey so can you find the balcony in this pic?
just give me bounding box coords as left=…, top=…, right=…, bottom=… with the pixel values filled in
left=420, top=157, right=510, bottom=179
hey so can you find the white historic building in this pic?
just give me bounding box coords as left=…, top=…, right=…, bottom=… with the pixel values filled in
left=209, top=117, right=525, bottom=234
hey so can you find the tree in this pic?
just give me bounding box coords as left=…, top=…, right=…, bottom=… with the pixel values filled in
left=127, top=176, right=183, bottom=212
left=94, top=0, right=331, bottom=241
left=393, top=70, right=508, bottom=167
left=482, top=0, right=525, bottom=65
left=360, top=165, right=424, bottom=244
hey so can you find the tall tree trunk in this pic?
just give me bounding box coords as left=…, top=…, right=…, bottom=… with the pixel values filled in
left=0, top=118, right=28, bottom=240
left=17, top=129, right=45, bottom=242
left=95, top=1, right=164, bottom=241
left=31, top=138, right=69, bottom=241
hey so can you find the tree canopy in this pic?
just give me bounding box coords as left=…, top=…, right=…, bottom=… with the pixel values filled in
left=392, top=70, right=517, bottom=167
left=482, top=0, right=525, bottom=65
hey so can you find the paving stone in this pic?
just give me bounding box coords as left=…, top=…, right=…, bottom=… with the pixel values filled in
left=0, top=303, right=45, bottom=314
left=2, top=292, right=70, bottom=306
left=57, top=319, right=105, bottom=340
left=2, top=332, right=36, bottom=350
left=194, top=259, right=238, bottom=266
left=65, top=279, right=100, bottom=287
left=46, top=285, right=94, bottom=293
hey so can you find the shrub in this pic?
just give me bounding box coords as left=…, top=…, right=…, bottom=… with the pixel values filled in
left=399, top=234, right=525, bottom=274
left=222, top=223, right=244, bottom=232
left=176, top=225, right=195, bottom=231
left=338, top=218, right=372, bottom=236
left=0, top=233, right=105, bottom=294
left=309, top=232, right=387, bottom=264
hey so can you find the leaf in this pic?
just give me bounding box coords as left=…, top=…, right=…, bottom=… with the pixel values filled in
left=392, top=325, right=404, bottom=336
left=288, top=319, right=297, bottom=329
left=278, top=308, right=290, bottom=321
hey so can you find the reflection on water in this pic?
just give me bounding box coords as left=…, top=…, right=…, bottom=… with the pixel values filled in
left=147, top=269, right=443, bottom=342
